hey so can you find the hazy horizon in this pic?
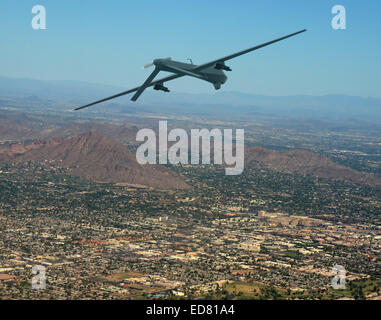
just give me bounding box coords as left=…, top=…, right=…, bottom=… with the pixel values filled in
left=1, top=74, right=381, bottom=100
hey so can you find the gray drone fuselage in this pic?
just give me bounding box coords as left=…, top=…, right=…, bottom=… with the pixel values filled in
left=153, top=58, right=227, bottom=90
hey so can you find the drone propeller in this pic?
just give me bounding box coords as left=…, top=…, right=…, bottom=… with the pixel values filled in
left=143, top=62, right=154, bottom=69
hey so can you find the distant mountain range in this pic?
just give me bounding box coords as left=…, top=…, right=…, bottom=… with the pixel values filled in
left=0, top=130, right=379, bottom=188
left=1, top=75, right=381, bottom=121
left=0, top=76, right=124, bottom=104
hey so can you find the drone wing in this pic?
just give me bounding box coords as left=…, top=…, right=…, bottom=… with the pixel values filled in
left=75, top=29, right=306, bottom=110
left=193, top=29, right=307, bottom=72
left=74, top=73, right=183, bottom=110
left=131, top=67, right=160, bottom=101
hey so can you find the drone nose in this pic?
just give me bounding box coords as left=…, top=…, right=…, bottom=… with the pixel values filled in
left=145, top=58, right=168, bottom=69
left=154, top=57, right=172, bottom=64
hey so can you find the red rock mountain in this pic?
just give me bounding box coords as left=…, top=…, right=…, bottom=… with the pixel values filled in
left=0, top=138, right=64, bottom=159
left=1, top=132, right=379, bottom=188
left=3, top=131, right=189, bottom=190
left=245, top=146, right=381, bottom=187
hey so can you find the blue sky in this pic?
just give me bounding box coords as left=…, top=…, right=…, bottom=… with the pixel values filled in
left=0, top=0, right=380, bottom=97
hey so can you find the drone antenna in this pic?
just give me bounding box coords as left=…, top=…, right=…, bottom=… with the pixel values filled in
left=187, top=58, right=194, bottom=65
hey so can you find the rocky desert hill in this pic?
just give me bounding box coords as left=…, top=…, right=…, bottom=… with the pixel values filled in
left=0, top=131, right=190, bottom=190
left=245, top=146, right=381, bottom=187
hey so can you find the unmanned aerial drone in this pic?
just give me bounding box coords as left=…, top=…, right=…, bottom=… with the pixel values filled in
left=75, top=29, right=306, bottom=111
